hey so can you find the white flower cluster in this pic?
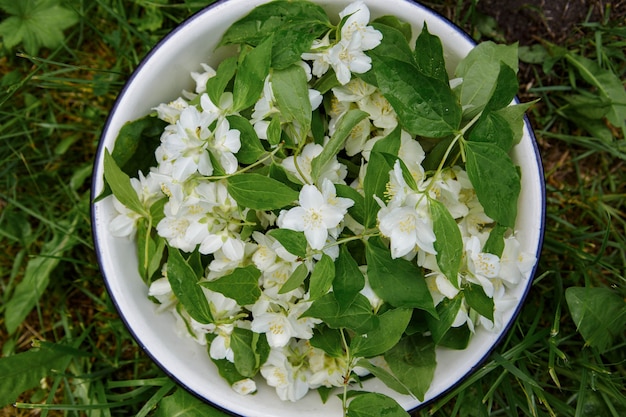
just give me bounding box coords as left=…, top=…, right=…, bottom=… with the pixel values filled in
left=107, top=0, right=535, bottom=404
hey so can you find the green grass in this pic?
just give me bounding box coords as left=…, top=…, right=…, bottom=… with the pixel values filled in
left=1, top=1, right=625, bottom=416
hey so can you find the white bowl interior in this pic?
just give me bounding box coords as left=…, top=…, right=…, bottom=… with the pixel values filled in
left=91, top=0, right=545, bottom=415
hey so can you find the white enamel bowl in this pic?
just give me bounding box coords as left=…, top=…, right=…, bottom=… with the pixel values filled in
left=91, top=0, right=545, bottom=415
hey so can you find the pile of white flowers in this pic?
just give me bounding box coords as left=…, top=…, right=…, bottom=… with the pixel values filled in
left=105, top=0, right=536, bottom=407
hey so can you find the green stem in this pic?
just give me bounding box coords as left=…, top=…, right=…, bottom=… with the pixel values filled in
left=204, top=144, right=283, bottom=180
left=340, top=328, right=352, bottom=417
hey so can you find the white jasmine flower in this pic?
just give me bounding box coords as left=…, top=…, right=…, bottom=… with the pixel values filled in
left=498, top=236, right=536, bottom=285
left=231, top=378, right=257, bottom=396
left=191, top=63, right=217, bottom=94
left=332, top=78, right=377, bottom=103
left=308, top=346, right=347, bottom=388
left=147, top=276, right=177, bottom=312
left=153, top=97, right=189, bottom=124
left=211, top=118, right=241, bottom=174
left=358, top=90, right=397, bottom=130
left=464, top=235, right=501, bottom=297
left=277, top=179, right=354, bottom=250
left=251, top=310, right=296, bottom=348
left=260, top=341, right=312, bottom=402
left=327, top=35, right=373, bottom=85
left=338, top=1, right=383, bottom=50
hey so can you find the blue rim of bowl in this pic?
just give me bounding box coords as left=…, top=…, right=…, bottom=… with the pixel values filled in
left=91, top=0, right=547, bottom=415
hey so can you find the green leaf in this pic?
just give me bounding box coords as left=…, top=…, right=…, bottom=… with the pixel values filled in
left=206, top=55, right=237, bottom=106
left=372, top=15, right=412, bottom=42
left=430, top=198, right=463, bottom=286
left=413, top=22, right=448, bottom=84
left=200, top=265, right=262, bottom=306
left=111, top=116, right=167, bottom=175
left=136, top=218, right=166, bottom=282
left=311, top=109, right=369, bottom=182
left=0, top=342, right=76, bottom=407
left=361, top=22, right=416, bottom=86
left=437, top=324, right=471, bottom=350
left=464, top=141, right=520, bottom=228
left=333, top=246, right=365, bottom=311
left=425, top=295, right=463, bottom=345
left=103, top=149, right=147, bottom=216
left=483, top=62, right=520, bottom=114
left=365, top=237, right=436, bottom=315
left=211, top=357, right=246, bottom=386
left=454, top=41, right=519, bottom=119
left=354, top=359, right=410, bottom=395
left=310, top=325, right=344, bottom=358
left=482, top=223, right=508, bottom=257
left=227, top=115, right=266, bottom=165
left=363, top=128, right=401, bottom=228
left=469, top=111, right=516, bottom=152
left=4, top=219, right=77, bottom=335
left=230, top=327, right=270, bottom=378
left=232, top=35, right=273, bottom=112
left=350, top=308, right=412, bottom=358
left=156, top=387, right=230, bottom=417
left=279, top=262, right=309, bottom=294
left=302, top=293, right=377, bottom=334
left=335, top=184, right=366, bottom=225
left=384, top=334, right=437, bottom=402
left=347, top=392, right=410, bottom=417
left=271, top=64, right=312, bottom=142
left=227, top=173, right=299, bottom=210
left=493, top=101, right=535, bottom=146
left=464, top=283, right=494, bottom=321
left=267, top=228, right=308, bottom=258
left=166, top=247, right=213, bottom=324
left=371, top=56, right=461, bottom=137
left=0, top=0, right=78, bottom=55
left=565, top=287, right=626, bottom=353
left=309, top=253, right=335, bottom=300
left=219, top=0, right=331, bottom=69
left=266, top=114, right=283, bottom=146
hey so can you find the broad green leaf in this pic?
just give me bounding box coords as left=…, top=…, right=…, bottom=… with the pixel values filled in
left=350, top=308, right=412, bottom=358
left=0, top=0, right=78, bottom=55
left=227, top=173, right=299, bottom=210
left=437, top=324, right=471, bottom=350
left=384, top=334, right=437, bottom=402
left=211, top=357, right=246, bottom=386
left=111, top=116, right=167, bottom=174
left=464, top=141, right=520, bottom=228
left=565, top=287, right=626, bottom=353
left=566, top=53, right=626, bottom=135
left=0, top=342, right=75, bottom=407
left=200, top=265, right=262, bottom=306
left=372, top=15, right=412, bottom=42
left=354, top=359, right=410, bottom=395
left=454, top=41, right=519, bottom=118
left=302, top=293, right=377, bottom=334
left=347, top=392, right=410, bottom=417
left=413, top=22, right=448, bottom=84
left=232, top=36, right=273, bottom=112
left=267, top=228, right=308, bottom=258
left=311, top=109, right=369, bottom=181
left=362, top=128, right=401, bottom=228
left=482, top=223, right=508, bottom=257
left=167, top=247, right=213, bottom=324
left=230, top=327, right=270, bottom=377
left=310, top=325, right=344, bottom=358
left=279, top=262, right=309, bottom=294
left=482, top=62, right=519, bottom=114
left=464, top=283, right=494, bottom=321
left=333, top=246, right=365, bottom=311
left=266, top=114, right=283, bottom=146
left=309, top=253, right=335, bottom=300
left=361, top=22, right=416, bottom=86
left=227, top=115, right=266, bottom=164
left=371, top=56, right=461, bottom=137
left=103, top=149, right=147, bottom=216
left=493, top=101, right=535, bottom=146
left=365, top=237, right=436, bottom=315
left=219, top=0, right=331, bottom=69
left=469, top=111, right=516, bottom=152
left=156, top=387, right=230, bottom=417
left=272, top=64, right=312, bottom=142
left=430, top=198, right=463, bottom=286
left=206, top=55, right=237, bottom=106
left=335, top=184, right=366, bottom=225
left=425, top=295, right=463, bottom=345
left=4, top=219, right=77, bottom=335
left=136, top=218, right=166, bottom=282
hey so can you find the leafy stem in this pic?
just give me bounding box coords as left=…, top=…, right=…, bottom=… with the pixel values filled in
left=204, top=144, right=284, bottom=180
